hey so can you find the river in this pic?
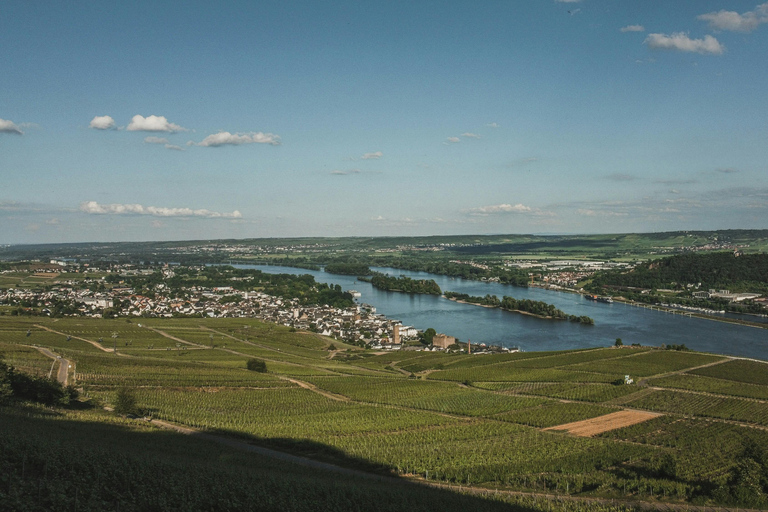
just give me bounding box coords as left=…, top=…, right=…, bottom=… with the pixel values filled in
left=239, top=265, right=767, bottom=360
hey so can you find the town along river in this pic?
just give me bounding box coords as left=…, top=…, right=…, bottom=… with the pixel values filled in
left=239, top=265, right=767, bottom=360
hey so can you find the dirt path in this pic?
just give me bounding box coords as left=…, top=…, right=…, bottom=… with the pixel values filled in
left=34, top=324, right=119, bottom=354
left=35, top=346, right=69, bottom=386
left=284, top=378, right=350, bottom=402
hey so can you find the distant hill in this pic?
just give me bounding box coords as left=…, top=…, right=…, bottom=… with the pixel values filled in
left=590, top=251, right=768, bottom=294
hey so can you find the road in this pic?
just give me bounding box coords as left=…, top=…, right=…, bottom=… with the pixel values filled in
left=35, top=346, right=70, bottom=386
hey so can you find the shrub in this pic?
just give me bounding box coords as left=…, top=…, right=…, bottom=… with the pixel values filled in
left=114, top=387, right=140, bottom=416
left=246, top=358, right=267, bottom=373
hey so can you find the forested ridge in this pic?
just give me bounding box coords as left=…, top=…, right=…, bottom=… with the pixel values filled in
left=590, top=252, right=768, bottom=294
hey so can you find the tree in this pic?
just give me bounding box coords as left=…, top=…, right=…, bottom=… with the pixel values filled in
left=114, top=387, right=139, bottom=416
left=615, top=338, right=623, bottom=347
left=419, top=328, right=436, bottom=345
left=246, top=358, right=267, bottom=373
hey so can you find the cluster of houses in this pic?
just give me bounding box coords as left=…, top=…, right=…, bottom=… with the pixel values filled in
left=0, top=277, right=445, bottom=350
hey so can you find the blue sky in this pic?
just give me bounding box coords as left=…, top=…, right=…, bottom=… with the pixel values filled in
left=2, top=1, right=767, bottom=243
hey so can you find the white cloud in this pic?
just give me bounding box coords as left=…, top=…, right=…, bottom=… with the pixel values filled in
left=466, top=203, right=533, bottom=216
left=697, top=3, right=768, bottom=32
left=0, top=118, right=23, bottom=135
left=79, top=201, right=242, bottom=219
left=361, top=151, right=383, bottom=159
left=487, top=122, right=500, bottom=128
left=127, top=115, right=187, bottom=132
left=89, top=115, right=116, bottom=130
left=555, top=0, right=581, bottom=3
left=620, top=25, right=645, bottom=32
left=645, top=32, right=724, bottom=55
left=462, top=132, right=481, bottom=139
left=144, top=136, right=170, bottom=145
left=164, top=144, right=184, bottom=151
left=577, top=209, right=629, bottom=217
left=194, top=131, right=281, bottom=147
left=446, top=137, right=461, bottom=143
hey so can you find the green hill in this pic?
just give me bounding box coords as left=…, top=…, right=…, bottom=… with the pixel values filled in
left=2, top=315, right=768, bottom=509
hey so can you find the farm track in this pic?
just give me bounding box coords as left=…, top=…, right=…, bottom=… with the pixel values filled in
left=35, top=346, right=69, bottom=386
left=33, top=324, right=123, bottom=355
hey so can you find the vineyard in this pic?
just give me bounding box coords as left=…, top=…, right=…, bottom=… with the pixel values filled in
left=2, top=315, right=768, bottom=508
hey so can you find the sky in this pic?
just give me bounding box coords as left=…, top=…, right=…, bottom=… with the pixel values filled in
left=2, top=1, right=768, bottom=244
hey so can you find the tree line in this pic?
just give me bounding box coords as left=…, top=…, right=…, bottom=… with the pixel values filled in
left=444, top=291, right=594, bottom=324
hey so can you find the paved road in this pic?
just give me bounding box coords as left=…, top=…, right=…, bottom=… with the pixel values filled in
left=35, top=347, right=69, bottom=385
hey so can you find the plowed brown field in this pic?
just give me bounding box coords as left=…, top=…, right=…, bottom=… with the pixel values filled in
left=543, top=410, right=662, bottom=437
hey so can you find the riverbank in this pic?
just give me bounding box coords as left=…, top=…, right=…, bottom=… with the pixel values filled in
left=532, top=282, right=768, bottom=331
left=614, top=298, right=768, bottom=330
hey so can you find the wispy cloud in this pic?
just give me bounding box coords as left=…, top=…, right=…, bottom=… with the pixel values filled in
left=79, top=201, right=242, bottom=218
left=127, top=115, right=187, bottom=133
left=361, top=151, right=383, bottom=160
left=577, top=209, right=630, bottom=217
left=461, top=132, right=481, bottom=139
left=620, top=25, right=645, bottom=33
left=645, top=32, right=724, bottom=55
left=0, top=118, right=24, bottom=135
left=193, top=131, right=280, bottom=147
left=698, top=3, right=768, bottom=33
left=445, top=137, right=461, bottom=144
left=330, top=169, right=361, bottom=176
left=89, top=115, right=116, bottom=130
left=144, top=136, right=184, bottom=151
left=715, top=167, right=740, bottom=174
left=465, top=203, right=533, bottom=216
left=487, top=122, right=500, bottom=128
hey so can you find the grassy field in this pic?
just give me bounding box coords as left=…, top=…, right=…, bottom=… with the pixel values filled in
left=2, top=315, right=768, bottom=509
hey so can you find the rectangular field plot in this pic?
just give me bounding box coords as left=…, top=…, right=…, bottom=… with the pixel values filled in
left=690, top=359, right=768, bottom=386
left=75, top=353, right=293, bottom=388
left=598, top=417, right=768, bottom=483
left=327, top=420, right=650, bottom=483
left=438, top=349, right=573, bottom=370
left=494, top=402, right=619, bottom=428
left=649, top=373, right=768, bottom=400
left=513, top=382, right=644, bottom=403
left=504, top=348, right=649, bottom=369
left=428, top=364, right=620, bottom=383
left=626, top=389, right=768, bottom=426
left=304, top=376, right=549, bottom=416
left=566, top=350, right=725, bottom=377
left=543, top=410, right=662, bottom=437
left=136, top=387, right=455, bottom=439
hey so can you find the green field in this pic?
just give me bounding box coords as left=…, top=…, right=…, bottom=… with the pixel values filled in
left=2, top=315, right=768, bottom=509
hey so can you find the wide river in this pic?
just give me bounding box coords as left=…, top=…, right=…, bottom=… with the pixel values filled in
left=241, top=265, right=767, bottom=360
